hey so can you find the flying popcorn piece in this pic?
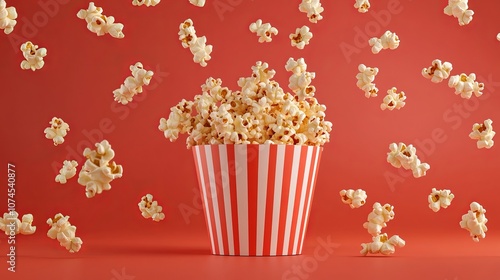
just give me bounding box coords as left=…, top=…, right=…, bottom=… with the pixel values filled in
left=0, top=211, right=21, bottom=235
left=497, top=33, right=500, bottom=41
left=113, top=62, right=154, bottom=105
left=249, top=19, right=278, bottom=43
left=448, top=73, right=484, bottom=99
left=20, top=41, right=47, bottom=71
left=363, top=202, right=395, bottom=237
left=460, top=202, right=488, bottom=242
left=469, top=119, right=495, bottom=149
left=285, top=57, right=308, bottom=75
left=387, top=142, right=430, bottom=178
left=178, top=18, right=197, bottom=48
left=360, top=233, right=405, bottom=255
left=444, top=0, right=474, bottom=26
left=356, top=64, right=379, bottom=98
left=132, top=0, right=160, bottom=7
left=380, top=87, right=406, bottom=111
left=77, top=2, right=124, bottom=38
left=47, top=213, right=83, bottom=253
left=189, top=36, right=213, bottom=67
left=178, top=18, right=212, bottom=66
left=189, top=0, right=205, bottom=7
left=285, top=57, right=316, bottom=101
left=19, top=214, right=37, bottom=235
left=55, top=160, right=78, bottom=184
left=138, top=194, right=165, bottom=222
left=44, top=117, right=70, bottom=146
left=354, top=0, right=370, bottom=13
left=0, top=0, right=17, bottom=34
left=428, top=188, right=455, bottom=212
left=0, top=211, right=36, bottom=235
left=77, top=140, right=123, bottom=198
left=422, top=59, right=453, bottom=83
left=290, top=26, right=313, bottom=50
left=340, top=189, right=367, bottom=209
left=299, top=0, right=324, bottom=23
left=368, top=31, right=400, bottom=54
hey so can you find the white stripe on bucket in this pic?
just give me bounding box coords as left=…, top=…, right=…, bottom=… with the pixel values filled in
left=282, top=145, right=302, bottom=255
left=205, top=146, right=224, bottom=255
left=218, top=145, right=234, bottom=255
left=195, top=147, right=216, bottom=254
left=292, top=146, right=313, bottom=255
left=256, top=144, right=269, bottom=256
left=235, top=145, right=249, bottom=256
left=270, top=145, right=285, bottom=256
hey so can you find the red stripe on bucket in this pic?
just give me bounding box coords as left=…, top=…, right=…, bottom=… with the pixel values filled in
left=246, top=145, right=259, bottom=256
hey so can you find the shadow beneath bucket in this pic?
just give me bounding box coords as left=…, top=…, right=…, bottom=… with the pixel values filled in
left=88, top=244, right=211, bottom=256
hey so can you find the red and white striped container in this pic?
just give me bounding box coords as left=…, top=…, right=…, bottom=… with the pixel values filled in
left=192, top=144, right=323, bottom=256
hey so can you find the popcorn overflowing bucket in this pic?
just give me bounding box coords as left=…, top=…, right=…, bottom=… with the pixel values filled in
left=192, top=144, right=323, bottom=256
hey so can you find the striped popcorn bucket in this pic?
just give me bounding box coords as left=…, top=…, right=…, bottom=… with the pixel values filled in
left=192, top=144, right=323, bottom=256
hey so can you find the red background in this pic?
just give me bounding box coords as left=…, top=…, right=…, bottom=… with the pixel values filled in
left=1, top=0, right=500, bottom=279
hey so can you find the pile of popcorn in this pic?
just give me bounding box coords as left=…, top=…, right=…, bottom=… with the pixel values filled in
left=428, top=188, right=455, bottom=212
left=0, top=0, right=16, bottom=34
left=387, top=142, right=430, bottom=178
left=47, top=213, right=83, bottom=253
left=44, top=117, right=70, bottom=146
left=339, top=189, right=367, bottom=209
left=0, top=211, right=36, bottom=235
left=444, top=0, right=474, bottom=26
left=361, top=202, right=405, bottom=255
left=298, top=0, right=324, bottom=23
left=158, top=59, right=332, bottom=148
left=448, top=73, right=484, bottom=99
left=77, top=140, right=124, bottom=198
left=138, top=194, right=165, bottom=222
left=77, top=2, right=125, bottom=39
left=354, top=0, right=370, bottom=13
left=20, top=41, right=47, bottom=71
left=249, top=19, right=278, bottom=43
left=369, top=30, right=400, bottom=54
left=422, top=59, right=453, bottom=83
left=469, top=119, right=495, bottom=149
left=460, top=202, right=488, bottom=242
left=132, top=0, right=161, bottom=7
left=113, top=62, right=154, bottom=105
left=178, top=19, right=212, bottom=67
